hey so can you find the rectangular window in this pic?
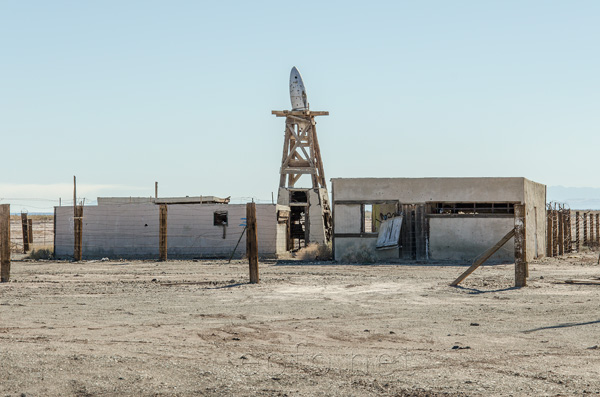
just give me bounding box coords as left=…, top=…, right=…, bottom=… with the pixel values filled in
left=213, top=211, right=228, bottom=226
left=432, top=203, right=514, bottom=215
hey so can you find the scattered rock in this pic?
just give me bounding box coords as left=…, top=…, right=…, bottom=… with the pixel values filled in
left=452, top=345, right=471, bottom=350
left=587, top=345, right=598, bottom=350
left=470, top=323, right=480, bottom=326
left=232, top=337, right=240, bottom=341
left=389, top=331, right=395, bottom=334
left=364, top=329, right=370, bottom=333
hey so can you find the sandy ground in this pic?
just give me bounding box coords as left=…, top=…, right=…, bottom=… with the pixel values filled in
left=1, top=253, right=600, bottom=396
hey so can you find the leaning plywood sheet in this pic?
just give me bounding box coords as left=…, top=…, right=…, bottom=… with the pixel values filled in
left=376, top=216, right=403, bottom=250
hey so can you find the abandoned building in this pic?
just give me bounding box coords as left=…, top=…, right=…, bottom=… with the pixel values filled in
left=331, top=177, right=546, bottom=262
left=54, top=196, right=289, bottom=259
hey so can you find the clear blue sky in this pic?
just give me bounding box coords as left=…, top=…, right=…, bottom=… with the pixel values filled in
left=2, top=1, right=599, bottom=212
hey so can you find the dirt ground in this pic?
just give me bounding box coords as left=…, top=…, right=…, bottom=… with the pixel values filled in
left=1, top=252, right=600, bottom=396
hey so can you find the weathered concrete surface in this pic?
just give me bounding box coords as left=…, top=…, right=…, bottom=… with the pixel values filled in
left=332, top=177, right=546, bottom=263
left=523, top=179, right=546, bottom=261
left=429, top=217, right=515, bottom=261
left=332, top=177, right=526, bottom=203
left=333, top=204, right=361, bottom=234
left=55, top=203, right=287, bottom=259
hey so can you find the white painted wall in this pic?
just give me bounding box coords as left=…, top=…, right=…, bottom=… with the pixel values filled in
left=55, top=203, right=287, bottom=259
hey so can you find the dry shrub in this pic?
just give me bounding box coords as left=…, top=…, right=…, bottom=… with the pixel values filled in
left=340, top=244, right=376, bottom=264
left=27, top=248, right=54, bottom=260
left=295, top=243, right=332, bottom=261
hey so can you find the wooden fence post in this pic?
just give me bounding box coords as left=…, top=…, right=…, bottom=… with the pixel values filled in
left=28, top=219, right=33, bottom=244
left=73, top=205, right=83, bottom=261
left=246, top=202, right=259, bottom=284
left=558, top=209, right=564, bottom=256
left=591, top=213, right=596, bottom=247
left=546, top=209, right=552, bottom=257
left=596, top=214, right=600, bottom=245
left=566, top=211, right=572, bottom=253
left=576, top=211, right=580, bottom=251
left=584, top=213, right=589, bottom=247
left=21, top=213, right=29, bottom=253
left=159, top=204, right=168, bottom=261
left=0, top=205, right=10, bottom=282
left=514, top=204, right=527, bottom=287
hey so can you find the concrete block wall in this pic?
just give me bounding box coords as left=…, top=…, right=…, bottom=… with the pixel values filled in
left=55, top=203, right=286, bottom=260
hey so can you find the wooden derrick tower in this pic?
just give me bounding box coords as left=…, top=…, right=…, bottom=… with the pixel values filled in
left=272, top=109, right=332, bottom=249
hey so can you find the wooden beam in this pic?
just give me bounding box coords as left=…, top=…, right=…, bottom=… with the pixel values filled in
left=21, top=213, right=29, bottom=253
left=159, top=204, right=168, bottom=261
left=0, top=204, right=10, bottom=282
left=558, top=209, right=565, bottom=255
left=514, top=203, right=527, bottom=287
left=28, top=219, right=33, bottom=244
left=73, top=205, right=83, bottom=261
left=546, top=209, right=553, bottom=257
left=450, top=228, right=516, bottom=286
left=576, top=211, right=580, bottom=251
left=246, top=202, right=259, bottom=284
left=272, top=110, right=329, bottom=117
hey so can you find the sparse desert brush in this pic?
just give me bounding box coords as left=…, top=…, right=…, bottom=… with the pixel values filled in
left=340, top=244, right=375, bottom=264
left=27, top=248, right=54, bottom=260
left=295, top=243, right=332, bottom=261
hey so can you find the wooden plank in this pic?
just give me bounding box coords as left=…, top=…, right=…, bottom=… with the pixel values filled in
left=565, top=279, right=600, bottom=285
left=280, top=167, right=316, bottom=174
left=272, top=110, right=329, bottom=117
left=0, top=204, right=10, bottom=282
left=450, top=228, right=516, bottom=286
left=246, top=202, right=259, bottom=284
left=514, top=203, right=527, bottom=287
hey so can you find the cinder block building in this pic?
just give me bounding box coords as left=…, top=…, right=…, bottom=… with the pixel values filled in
left=54, top=197, right=290, bottom=259
left=331, top=177, right=546, bottom=262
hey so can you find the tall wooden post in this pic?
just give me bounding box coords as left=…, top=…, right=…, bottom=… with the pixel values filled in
left=0, top=205, right=10, bottom=282
left=246, top=202, right=259, bottom=284
left=155, top=182, right=158, bottom=199
left=28, top=219, right=33, bottom=244
left=565, top=211, right=572, bottom=253
left=558, top=209, right=565, bottom=256
left=546, top=209, right=552, bottom=257
left=576, top=211, right=580, bottom=251
left=21, top=213, right=29, bottom=253
left=73, top=205, right=83, bottom=261
left=596, top=214, right=600, bottom=245
left=514, top=204, right=527, bottom=287
left=159, top=204, right=168, bottom=261
left=584, top=213, right=589, bottom=247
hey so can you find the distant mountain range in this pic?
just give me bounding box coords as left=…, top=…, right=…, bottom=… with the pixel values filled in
left=547, top=186, right=600, bottom=210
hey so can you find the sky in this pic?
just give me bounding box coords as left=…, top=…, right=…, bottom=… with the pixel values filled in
left=1, top=1, right=599, bottom=212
